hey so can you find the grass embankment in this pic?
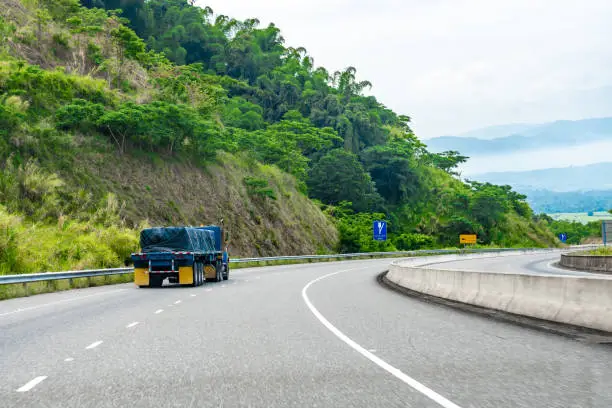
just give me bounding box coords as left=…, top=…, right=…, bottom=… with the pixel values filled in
left=584, top=247, right=612, bottom=256
left=0, top=205, right=139, bottom=299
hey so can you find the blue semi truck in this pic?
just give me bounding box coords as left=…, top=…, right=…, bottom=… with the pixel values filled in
left=131, top=225, right=229, bottom=288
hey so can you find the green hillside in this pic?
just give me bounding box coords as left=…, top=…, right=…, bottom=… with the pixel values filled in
left=0, top=0, right=557, bottom=275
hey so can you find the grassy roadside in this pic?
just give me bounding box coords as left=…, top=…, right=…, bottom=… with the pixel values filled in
left=583, top=247, right=612, bottom=256
left=0, top=248, right=513, bottom=300
left=0, top=273, right=134, bottom=300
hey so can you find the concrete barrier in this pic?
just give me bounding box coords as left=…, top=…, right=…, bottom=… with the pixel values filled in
left=387, top=258, right=612, bottom=333
left=560, top=253, right=612, bottom=273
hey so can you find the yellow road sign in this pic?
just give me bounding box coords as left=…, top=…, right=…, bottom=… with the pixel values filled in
left=460, top=234, right=477, bottom=244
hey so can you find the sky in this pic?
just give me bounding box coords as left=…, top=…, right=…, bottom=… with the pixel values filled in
left=198, top=0, right=612, bottom=139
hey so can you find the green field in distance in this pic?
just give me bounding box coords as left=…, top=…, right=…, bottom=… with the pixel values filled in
left=547, top=212, right=612, bottom=224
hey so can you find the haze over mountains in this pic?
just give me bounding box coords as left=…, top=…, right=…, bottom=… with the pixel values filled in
left=472, top=162, right=612, bottom=192
left=425, top=117, right=612, bottom=213
left=425, top=117, right=612, bottom=156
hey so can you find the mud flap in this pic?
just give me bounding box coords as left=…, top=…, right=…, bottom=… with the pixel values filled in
left=179, top=266, right=194, bottom=285
left=134, top=268, right=149, bottom=287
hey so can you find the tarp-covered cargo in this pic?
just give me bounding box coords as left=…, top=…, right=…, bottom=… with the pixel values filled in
left=140, top=227, right=216, bottom=253
left=198, top=226, right=223, bottom=251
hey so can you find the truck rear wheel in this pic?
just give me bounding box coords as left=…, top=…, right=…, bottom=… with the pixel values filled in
left=215, top=263, right=223, bottom=282
left=222, top=263, right=229, bottom=281
left=193, top=262, right=201, bottom=287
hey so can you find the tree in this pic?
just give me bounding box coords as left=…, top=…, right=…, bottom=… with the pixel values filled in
left=361, top=138, right=422, bottom=204
left=427, top=150, right=468, bottom=176
left=332, top=66, right=372, bottom=103
left=469, top=187, right=510, bottom=229
left=307, top=149, right=383, bottom=212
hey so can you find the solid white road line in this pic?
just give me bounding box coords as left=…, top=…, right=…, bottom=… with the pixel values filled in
left=126, top=322, right=139, bottom=328
left=16, top=376, right=47, bottom=392
left=174, top=300, right=181, bottom=304
left=302, top=269, right=463, bottom=408
left=154, top=309, right=163, bottom=314
left=0, top=289, right=127, bottom=318
left=85, top=340, right=103, bottom=350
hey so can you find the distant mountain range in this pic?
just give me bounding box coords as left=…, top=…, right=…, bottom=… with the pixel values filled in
left=469, top=162, right=612, bottom=213
left=425, top=117, right=612, bottom=155
left=471, top=162, right=612, bottom=192
left=522, top=189, right=612, bottom=214
left=433, top=117, right=612, bottom=213
left=453, top=123, right=536, bottom=140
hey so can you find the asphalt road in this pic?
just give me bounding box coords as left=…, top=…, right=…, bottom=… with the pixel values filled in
left=1, top=254, right=611, bottom=407
left=420, top=250, right=603, bottom=276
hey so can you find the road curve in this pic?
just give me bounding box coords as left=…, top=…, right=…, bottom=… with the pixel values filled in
left=1, top=256, right=611, bottom=407
left=420, top=250, right=604, bottom=276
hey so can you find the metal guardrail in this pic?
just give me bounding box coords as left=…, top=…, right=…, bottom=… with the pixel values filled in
left=230, top=248, right=528, bottom=263
left=0, top=246, right=585, bottom=286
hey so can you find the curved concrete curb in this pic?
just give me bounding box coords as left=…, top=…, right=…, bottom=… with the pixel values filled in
left=560, top=253, right=612, bottom=273
left=387, top=256, right=612, bottom=333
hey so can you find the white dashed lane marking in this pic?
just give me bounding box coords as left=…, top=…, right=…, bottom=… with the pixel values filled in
left=126, top=322, right=139, bottom=328
left=85, top=341, right=103, bottom=350
left=155, top=309, right=163, bottom=314
left=16, top=376, right=47, bottom=392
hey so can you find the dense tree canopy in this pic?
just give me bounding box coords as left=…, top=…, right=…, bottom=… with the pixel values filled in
left=0, top=0, right=557, bottom=253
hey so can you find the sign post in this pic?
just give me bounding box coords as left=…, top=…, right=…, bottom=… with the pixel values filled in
left=373, top=220, right=387, bottom=241
left=603, top=221, right=612, bottom=246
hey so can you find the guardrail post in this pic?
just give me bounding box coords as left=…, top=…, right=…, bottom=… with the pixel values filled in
left=22, top=282, right=28, bottom=297
left=87, top=276, right=92, bottom=287
left=69, top=278, right=74, bottom=288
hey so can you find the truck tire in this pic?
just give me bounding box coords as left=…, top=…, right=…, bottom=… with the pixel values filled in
left=216, top=262, right=223, bottom=282
left=222, top=263, right=229, bottom=281
left=193, top=262, right=200, bottom=287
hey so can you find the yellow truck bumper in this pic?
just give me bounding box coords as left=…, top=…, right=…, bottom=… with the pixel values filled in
left=179, top=266, right=194, bottom=285
left=134, top=268, right=149, bottom=286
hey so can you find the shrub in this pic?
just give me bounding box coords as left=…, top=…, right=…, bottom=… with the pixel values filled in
left=393, top=233, right=434, bottom=250
left=244, top=177, right=276, bottom=200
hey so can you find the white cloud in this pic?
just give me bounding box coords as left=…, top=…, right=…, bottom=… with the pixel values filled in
left=199, top=0, right=612, bottom=138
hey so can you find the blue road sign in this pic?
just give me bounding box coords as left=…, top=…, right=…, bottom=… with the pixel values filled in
left=558, top=233, right=567, bottom=243
left=373, top=220, right=387, bottom=241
